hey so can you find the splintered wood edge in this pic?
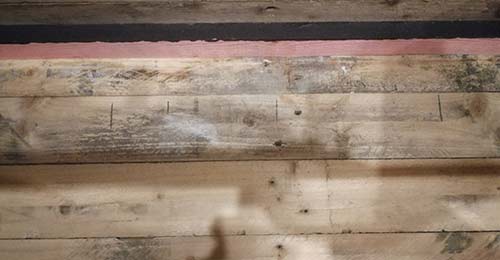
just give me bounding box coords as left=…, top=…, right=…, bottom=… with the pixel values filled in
left=2, top=39, right=500, bottom=60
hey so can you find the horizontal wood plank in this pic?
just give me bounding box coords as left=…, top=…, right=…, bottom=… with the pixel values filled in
left=1, top=93, right=499, bottom=164
left=1, top=56, right=499, bottom=97
left=2, top=40, right=500, bottom=60
left=0, top=159, right=499, bottom=238
left=0, top=0, right=498, bottom=25
left=0, top=232, right=499, bottom=260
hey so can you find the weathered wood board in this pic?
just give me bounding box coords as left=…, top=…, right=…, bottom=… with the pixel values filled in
left=0, top=232, right=499, bottom=260
left=0, top=0, right=498, bottom=25
left=1, top=93, right=499, bottom=164
left=0, top=159, right=498, bottom=238
left=1, top=56, right=499, bottom=97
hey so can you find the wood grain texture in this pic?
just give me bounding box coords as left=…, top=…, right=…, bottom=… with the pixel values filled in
left=1, top=93, right=499, bottom=164
left=1, top=55, right=499, bottom=97
left=0, top=0, right=498, bottom=25
left=0, top=159, right=499, bottom=238
left=0, top=232, right=499, bottom=260
left=2, top=40, right=500, bottom=60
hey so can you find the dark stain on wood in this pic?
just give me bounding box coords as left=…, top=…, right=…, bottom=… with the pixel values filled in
left=385, top=0, right=401, bottom=7
left=0, top=114, right=30, bottom=162
left=77, top=83, right=94, bottom=96
left=2, top=139, right=25, bottom=162
left=127, top=203, right=148, bottom=215
left=441, top=194, right=495, bottom=205
left=0, top=68, right=37, bottom=82
left=332, top=127, right=352, bottom=159
left=105, top=239, right=161, bottom=260
left=443, top=56, right=499, bottom=92
left=486, top=234, right=500, bottom=249
left=159, top=69, right=192, bottom=83
left=242, top=114, right=256, bottom=127
left=467, top=95, right=487, bottom=118
left=489, top=2, right=500, bottom=19
left=440, top=232, right=473, bottom=254
left=114, top=69, right=159, bottom=81
left=59, top=205, right=72, bottom=215
left=451, top=95, right=487, bottom=122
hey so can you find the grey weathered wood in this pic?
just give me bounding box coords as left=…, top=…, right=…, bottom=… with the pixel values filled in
left=1, top=93, right=499, bottom=164
left=0, top=0, right=498, bottom=25
left=0, top=232, right=499, bottom=260
left=1, top=56, right=499, bottom=97
left=0, top=159, right=499, bottom=238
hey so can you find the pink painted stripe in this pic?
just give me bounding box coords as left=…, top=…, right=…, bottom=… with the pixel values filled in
left=1, top=39, right=500, bottom=59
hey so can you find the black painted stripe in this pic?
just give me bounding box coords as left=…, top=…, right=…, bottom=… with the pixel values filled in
left=1, top=21, right=500, bottom=44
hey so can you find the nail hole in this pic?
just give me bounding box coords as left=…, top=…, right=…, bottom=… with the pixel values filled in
left=294, top=110, right=302, bottom=116
left=274, top=140, right=284, bottom=147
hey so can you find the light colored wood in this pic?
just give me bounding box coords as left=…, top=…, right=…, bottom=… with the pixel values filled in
left=1, top=56, right=499, bottom=97
left=1, top=93, right=499, bottom=164
left=0, top=232, right=499, bottom=260
left=0, top=0, right=497, bottom=25
left=0, top=159, right=499, bottom=238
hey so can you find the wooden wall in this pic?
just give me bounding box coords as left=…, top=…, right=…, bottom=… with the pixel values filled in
left=0, top=1, right=500, bottom=259
left=1, top=44, right=499, bottom=258
left=1, top=0, right=499, bottom=24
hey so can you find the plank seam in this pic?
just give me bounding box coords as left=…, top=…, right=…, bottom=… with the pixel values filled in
left=1, top=230, right=499, bottom=241
left=2, top=156, right=500, bottom=166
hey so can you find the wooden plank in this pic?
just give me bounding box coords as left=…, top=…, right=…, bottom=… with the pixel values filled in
left=1, top=55, right=499, bottom=97
left=0, top=159, right=499, bottom=238
left=1, top=93, right=499, bottom=164
left=0, top=0, right=497, bottom=25
left=0, top=233, right=499, bottom=260
left=2, top=40, right=500, bottom=60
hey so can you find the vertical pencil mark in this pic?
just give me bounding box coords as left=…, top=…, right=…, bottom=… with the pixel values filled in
left=437, top=95, right=443, bottom=122
left=275, top=99, right=279, bottom=122
left=194, top=97, right=199, bottom=114
left=109, top=103, right=114, bottom=130
left=167, top=101, right=170, bottom=114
